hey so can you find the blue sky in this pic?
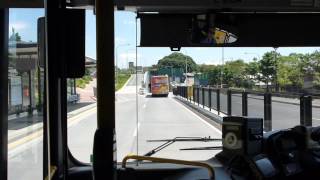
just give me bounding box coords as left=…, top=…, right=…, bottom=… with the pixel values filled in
left=9, top=9, right=320, bottom=68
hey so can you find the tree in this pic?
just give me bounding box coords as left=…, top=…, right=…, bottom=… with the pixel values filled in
left=277, top=55, right=303, bottom=88
left=9, top=28, right=22, bottom=42
left=259, top=51, right=279, bottom=90
left=224, top=60, right=247, bottom=87
left=157, top=52, right=198, bottom=72
left=246, top=60, right=259, bottom=80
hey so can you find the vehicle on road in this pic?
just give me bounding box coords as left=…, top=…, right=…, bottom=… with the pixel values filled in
left=139, top=87, right=145, bottom=95
left=151, top=75, right=169, bottom=97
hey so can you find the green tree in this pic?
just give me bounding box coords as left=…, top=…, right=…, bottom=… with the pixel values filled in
left=224, top=60, right=247, bottom=87
left=259, top=51, right=279, bottom=90
left=157, top=52, right=198, bottom=72
left=277, top=55, right=303, bottom=88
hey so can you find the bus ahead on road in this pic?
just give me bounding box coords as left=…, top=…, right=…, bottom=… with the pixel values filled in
left=151, top=75, right=169, bottom=97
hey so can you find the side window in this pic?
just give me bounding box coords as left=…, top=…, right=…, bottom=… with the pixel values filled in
left=67, top=10, right=97, bottom=163
left=8, top=8, right=44, bottom=180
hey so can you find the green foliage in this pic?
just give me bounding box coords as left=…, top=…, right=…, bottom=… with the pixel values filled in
left=259, top=51, right=279, bottom=86
left=115, top=74, right=131, bottom=91
left=157, top=52, right=198, bottom=72
left=153, top=49, right=320, bottom=92
left=76, top=75, right=93, bottom=89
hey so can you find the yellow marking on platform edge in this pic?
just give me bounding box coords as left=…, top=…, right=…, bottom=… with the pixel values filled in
left=8, top=106, right=97, bottom=151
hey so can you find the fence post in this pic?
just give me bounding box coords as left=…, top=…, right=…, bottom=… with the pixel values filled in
left=242, top=92, right=248, bottom=116
left=227, top=90, right=232, bottom=116
left=197, top=87, right=200, bottom=106
left=185, top=86, right=187, bottom=99
left=202, top=88, right=205, bottom=108
left=209, top=88, right=212, bottom=111
left=217, top=89, right=220, bottom=115
left=189, top=87, right=192, bottom=102
left=264, top=93, right=272, bottom=131
left=193, top=86, right=195, bottom=104
left=300, top=96, right=312, bottom=126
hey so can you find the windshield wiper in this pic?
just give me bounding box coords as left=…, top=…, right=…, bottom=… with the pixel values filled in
left=180, top=146, right=222, bottom=151
left=144, top=136, right=222, bottom=157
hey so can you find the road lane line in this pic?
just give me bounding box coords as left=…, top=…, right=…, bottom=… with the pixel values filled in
left=171, top=98, right=222, bottom=135
left=67, top=107, right=97, bottom=127
left=8, top=106, right=97, bottom=152
left=8, top=129, right=43, bottom=151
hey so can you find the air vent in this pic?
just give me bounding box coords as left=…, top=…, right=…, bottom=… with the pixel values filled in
left=291, top=0, right=314, bottom=6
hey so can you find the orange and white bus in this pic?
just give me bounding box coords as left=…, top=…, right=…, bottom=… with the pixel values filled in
left=151, top=75, right=169, bottom=97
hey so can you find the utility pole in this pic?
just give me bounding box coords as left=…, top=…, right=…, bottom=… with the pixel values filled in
left=274, top=47, right=278, bottom=92
left=185, top=56, right=188, bottom=85
left=221, top=47, right=224, bottom=88
left=115, top=43, right=130, bottom=85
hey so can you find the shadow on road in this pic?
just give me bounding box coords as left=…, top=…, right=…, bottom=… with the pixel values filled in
left=9, top=102, right=95, bottom=131
left=8, top=115, right=43, bottom=130
left=145, top=95, right=168, bottom=98
left=67, top=102, right=94, bottom=112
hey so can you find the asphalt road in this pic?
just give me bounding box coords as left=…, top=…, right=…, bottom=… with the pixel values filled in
left=8, top=73, right=222, bottom=180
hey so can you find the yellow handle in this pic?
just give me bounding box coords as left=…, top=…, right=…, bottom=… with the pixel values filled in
left=45, top=165, right=57, bottom=180
left=122, top=155, right=215, bottom=179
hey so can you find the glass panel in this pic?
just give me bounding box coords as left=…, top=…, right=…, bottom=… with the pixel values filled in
left=211, top=91, right=217, bottom=110
left=313, top=95, right=320, bottom=127
left=220, top=91, right=228, bottom=114
left=67, top=10, right=97, bottom=163
left=231, top=93, right=242, bottom=116
left=114, top=10, right=320, bottom=163
left=8, top=8, right=44, bottom=180
left=272, top=97, right=300, bottom=130
left=199, top=88, right=203, bottom=105
left=247, top=94, right=264, bottom=119
left=203, top=88, right=209, bottom=107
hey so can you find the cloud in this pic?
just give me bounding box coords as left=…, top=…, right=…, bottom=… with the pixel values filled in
left=202, top=60, right=220, bottom=65
left=9, top=21, right=28, bottom=31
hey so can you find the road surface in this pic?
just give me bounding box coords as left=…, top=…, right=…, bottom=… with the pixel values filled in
left=8, top=73, right=222, bottom=180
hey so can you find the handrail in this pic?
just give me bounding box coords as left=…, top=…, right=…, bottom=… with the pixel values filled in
left=122, top=155, right=215, bottom=179
left=45, top=166, right=57, bottom=180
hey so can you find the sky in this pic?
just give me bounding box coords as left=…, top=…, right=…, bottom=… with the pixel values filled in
left=9, top=9, right=320, bottom=68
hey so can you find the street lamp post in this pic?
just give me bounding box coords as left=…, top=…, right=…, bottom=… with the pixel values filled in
left=125, top=49, right=136, bottom=69
left=221, top=47, right=224, bottom=88
left=115, top=43, right=130, bottom=84
left=274, top=47, right=278, bottom=92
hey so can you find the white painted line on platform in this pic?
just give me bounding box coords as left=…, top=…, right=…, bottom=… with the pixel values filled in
left=172, top=98, right=222, bottom=135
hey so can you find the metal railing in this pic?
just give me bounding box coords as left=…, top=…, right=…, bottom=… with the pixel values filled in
left=174, top=86, right=314, bottom=131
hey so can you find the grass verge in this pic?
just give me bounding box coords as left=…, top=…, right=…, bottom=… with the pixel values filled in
left=116, top=74, right=131, bottom=91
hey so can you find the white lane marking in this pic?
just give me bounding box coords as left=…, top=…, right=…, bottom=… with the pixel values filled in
left=171, top=98, right=222, bottom=135
left=132, top=122, right=141, bottom=137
